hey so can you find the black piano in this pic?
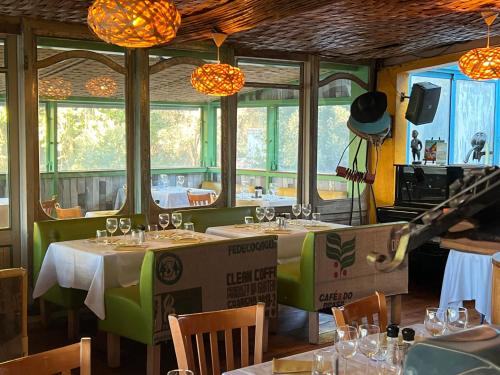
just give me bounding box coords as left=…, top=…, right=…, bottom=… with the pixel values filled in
left=377, top=164, right=480, bottom=286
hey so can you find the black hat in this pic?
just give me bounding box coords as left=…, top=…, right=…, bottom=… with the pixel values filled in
left=350, top=91, right=387, bottom=123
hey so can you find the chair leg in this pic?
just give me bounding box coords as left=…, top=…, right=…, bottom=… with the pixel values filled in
left=67, top=309, right=79, bottom=341
left=263, top=318, right=269, bottom=352
left=40, top=299, right=49, bottom=328
left=147, top=344, right=161, bottom=375
left=308, top=311, right=319, bottom=344
left=390, top=294, right=402, bottom=325
left=107, top=333, right=121, bottom=368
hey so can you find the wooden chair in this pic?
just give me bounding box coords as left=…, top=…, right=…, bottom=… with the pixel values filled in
left=41, top=196, right=57, bottom=217
left=332, top=291, right=388, bottom=331
left=169, top=303, right=265, bottom=375
left=0, top=268, right=28, bottom=362
left=55, top=204, right=82, bottom=219
left=0, top=337, right=91, bottom=375
left=187, top=192, right=212, bottom=207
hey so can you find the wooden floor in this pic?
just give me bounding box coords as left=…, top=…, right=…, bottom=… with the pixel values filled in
left=27, top=283, right=482, bottom=374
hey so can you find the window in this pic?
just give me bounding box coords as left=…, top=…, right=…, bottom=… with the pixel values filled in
left=277, top=106, right=299, bottom=172
left=316, top=63, right=369, bottom=201
left=149, top=52, right=221, bottom=209
left=37, top=40, right=127, bottom=218
left=407, top=65, right=497, bottom=165
left=236, top=107, right=267, bottom=170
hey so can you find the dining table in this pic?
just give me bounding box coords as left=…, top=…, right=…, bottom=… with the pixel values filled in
left=32, top=230, right=227, bottom=319
left=223, top=324, right=428, bottom=374
left=235, top=194, right=296, bottom=208
left=206, top=220, right=347, bottom=263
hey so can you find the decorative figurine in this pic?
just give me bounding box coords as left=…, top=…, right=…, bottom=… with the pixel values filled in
left=411, top=130, right=423, bottom=164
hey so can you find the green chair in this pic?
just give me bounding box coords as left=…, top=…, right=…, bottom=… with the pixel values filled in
left=174, top=206, right=256, bottom=232
left=33, top=214, right=147, bottom=338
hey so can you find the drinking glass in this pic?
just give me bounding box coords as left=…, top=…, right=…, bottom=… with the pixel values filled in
left=265, top=207, right=275, bottom=227
left=292, top=204, right=301, bottom=222
left=334, top=325, right=358, bottom=375
left=244, top=216, right=254, bottom=225
left=119, top=217, right=131, bottom=237
left=147, top=224, right=159, bottom=240
left=302, top=203, right=312, bottom=221
left=131, top=229, right=144, bottom=244
left=159, top=213, right=170, bottom=230
left=358, top=324, right=380, bottom=372
left=96, top=230, right=108, bottom=244
left=283, top=212, right=291, bottom=223
left=106, top=218, right=118, bottom=237
left=167, top=371, right=194, bottom=375
left=172, top=213, right=183, bottom=230
left=268, top=182, right=277, bottom=196
left=312, top=349, right=334, bottom=375
left=256, top=207, right=266, bottom=228
left=447, top=306, right=468, bottom=332
left=425, top=307, right=447, bottom=336
left=312, top=212, right=321, bottom=226
left=176, top=175, right=185, bottom=187
left=183, top=222, right=194, bottom=231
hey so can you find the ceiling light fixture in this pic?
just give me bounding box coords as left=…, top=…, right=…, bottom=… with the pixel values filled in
left=85, top=76, right=118, bottom=97
left=87, top=0, right=181, bottom=48
left=39, top=77, right=73, bottom=100
left=191, top=33, right=245, bottom=96
left=459, top=12, right=500, bottom=80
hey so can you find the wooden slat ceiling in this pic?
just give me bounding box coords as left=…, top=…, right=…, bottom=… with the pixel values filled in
left=0, top=1, right=500, bottom=60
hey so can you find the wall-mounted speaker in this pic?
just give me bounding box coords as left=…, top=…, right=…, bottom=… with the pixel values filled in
left=405, top=82, right=441, bottom=125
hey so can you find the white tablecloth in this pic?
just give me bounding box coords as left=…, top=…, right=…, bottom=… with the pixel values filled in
left=114, top=187, right=214, bottom=209
left=235, top=194, right=296, bottom=207
left=224, top=324, right=426, bottom=374
left=206, top=221, right=347, bottom=262
left=33, top=230, right=226, bottom=319
left=439, top=249, right=493, bottom=323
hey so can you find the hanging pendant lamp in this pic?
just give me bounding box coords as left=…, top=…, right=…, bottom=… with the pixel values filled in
left=39, top=77, right=73, bottom=100
left=191, top=33, right=245, bottom=96
left=459, top=12, right=500, bottom=80
left=87, top=0, right=181, bottom=48
left=86, top=76, right=118, bottom=97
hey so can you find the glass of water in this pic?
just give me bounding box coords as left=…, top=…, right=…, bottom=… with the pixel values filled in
left=106, top=218, right=118, bottom=237
left=183, top=222, right=194, bottom=231
left=425, top=307, right=447, bottom=336
left=96, top=230, right=108, bottom=244
left=312, top=212, right=321, bottom=226
left=447, top=306, right=468, bottom=332
left=147, top=224, right=159, bottom=240
left=244, top=216, right=254, bottom=225
left=172, top=213, right=183, bottom=230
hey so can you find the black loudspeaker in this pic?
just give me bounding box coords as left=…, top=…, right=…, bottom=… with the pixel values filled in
left=405, top=82, right=441, bottom=125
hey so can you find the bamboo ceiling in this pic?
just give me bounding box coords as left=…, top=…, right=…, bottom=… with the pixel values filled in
left=1, top=1, right=500, bottom=60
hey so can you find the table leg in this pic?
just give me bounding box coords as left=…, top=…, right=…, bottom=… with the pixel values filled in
left=147, top=344, right=161, bottom=375
left=107, top=333, right=120, bottom=368
left=67, top=309, right=79, bottom=341
left=390, top=295, right=402, bottom=325
left=40, top=299, right=49, bottom=328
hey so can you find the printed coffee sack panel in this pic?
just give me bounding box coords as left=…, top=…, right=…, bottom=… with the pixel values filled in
left=153, top=236, right=277, bottom=344
left=314, top=223, right=408, bottom=311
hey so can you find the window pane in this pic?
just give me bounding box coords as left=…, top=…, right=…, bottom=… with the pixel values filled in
left=238, top=60, right=300, bottom=85
left=317, top=104, right=350, bottom=173
left=452, top=80, right=495, bottom=165
left=38, top=42, right=127, bottom=218
left=277, top=106, right=299, bottom=172
left=237, top=107, right=267, bottom=170
left=149, top=58, right=221, bottom=209
left=407, top=75, right=451, bottom=163
left=0, top=73, right=9, bottom=228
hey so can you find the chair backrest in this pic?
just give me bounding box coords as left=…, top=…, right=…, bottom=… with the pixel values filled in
left=0, top=268, right=28, bottom=362
left=332, top=291, right=388, bottom=331
left=0, top=337, right=91, bottom=375
left=187, top=192, right=212, bottom=207
left=55, top=204, right=82, bottom=219
left=41, top=196, right=57, bottom=216
left=169, top=303, right=265, bottom=375
left=174, top=206, right=257, bottom=233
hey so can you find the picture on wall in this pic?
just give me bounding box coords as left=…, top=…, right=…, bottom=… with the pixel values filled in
left=424, top=139, right=447, bottom=164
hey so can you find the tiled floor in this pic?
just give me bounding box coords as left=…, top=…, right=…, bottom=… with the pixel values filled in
left=27, top=283, right=482, bottom=374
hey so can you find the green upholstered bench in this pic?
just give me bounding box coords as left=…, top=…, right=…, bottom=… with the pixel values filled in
left=174, top=206, right=256, bottom=233
left=33, top=214, right=147, bottom=337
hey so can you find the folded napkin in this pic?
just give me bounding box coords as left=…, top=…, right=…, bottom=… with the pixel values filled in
left=264, top=229, right=292, bottom=234
left=233, top=224, right=250, bottom=228
left=272, top=359, right=312, bottom=374
left=114, top=244, right=148, bottom=251
left=304, top=225, right=330, bottom=230
left=171, top=237, right=202, bottom=244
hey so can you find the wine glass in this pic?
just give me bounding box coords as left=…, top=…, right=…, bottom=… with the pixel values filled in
left=265, top=207, right=275, bottom=227
left=119, top=217, right=131, bottom=237
left=425, top=307, right=447, bottom=336
left=292, top=203, right=301, bottom=223
left=172, top=213, right=183, bottom=230
left=447, top=306, right=468, bottom=332
left=176, top=175, right=185, bottom=187
left=334, top=325, right=358, bottom=375
left=358, top=324, right=380, bottom=372
left=255, top=207, right=266, bottom=228
left=106, top=218, right=118, bottom=237
left=167, top=371, right=194, bottom=375
left=159, top=213, right=170, bottom=230
left=302, top=203, right=312, bottom=222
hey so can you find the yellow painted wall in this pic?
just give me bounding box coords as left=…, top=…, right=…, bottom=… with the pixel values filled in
left=370, top=51, right=467, bottom=221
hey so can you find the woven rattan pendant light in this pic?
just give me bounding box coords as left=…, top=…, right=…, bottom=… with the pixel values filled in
left=39, top=77, right=73, bottom=100
left=459, top=12, right=500, bottom=80
left=87, top=0, right=181, bottom=48
left=191, top=33, right=245, bottom=96
left=85, top=76, right=118, bottom=97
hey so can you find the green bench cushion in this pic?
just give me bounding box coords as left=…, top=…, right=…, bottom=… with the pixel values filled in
left=174, top=206, right=256, bottom=233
